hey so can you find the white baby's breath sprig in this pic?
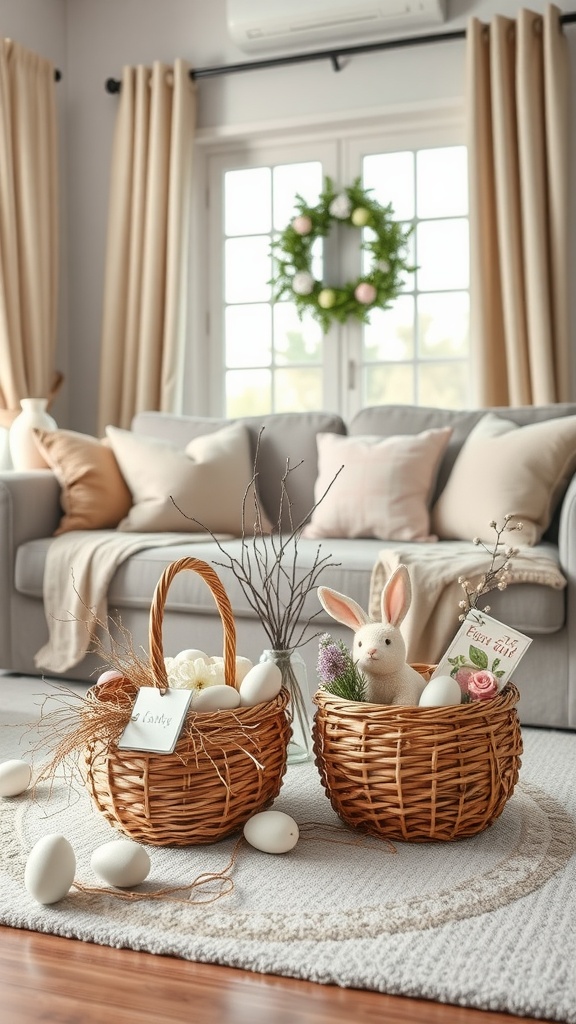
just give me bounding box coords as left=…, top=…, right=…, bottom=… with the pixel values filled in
left=458, top=514, right=523, bottom=621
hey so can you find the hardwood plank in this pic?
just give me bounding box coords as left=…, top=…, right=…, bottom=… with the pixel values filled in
left=0, top=925, right=549, bottom=1024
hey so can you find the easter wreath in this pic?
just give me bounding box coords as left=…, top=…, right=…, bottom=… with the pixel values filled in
left=271, top=176, right=414, bottom=333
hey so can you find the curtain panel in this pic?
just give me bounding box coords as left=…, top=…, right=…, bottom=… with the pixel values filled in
left=466, top=4, right=570, bottom=407
left=98, top=60, right=196, bottom=432
left=0, top=38, right=59, bottom=426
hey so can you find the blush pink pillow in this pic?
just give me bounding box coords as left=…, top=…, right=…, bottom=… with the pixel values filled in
left=303, top=428, right=452, bottom=541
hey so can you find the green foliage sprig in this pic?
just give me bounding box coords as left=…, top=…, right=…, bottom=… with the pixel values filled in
left=317, top=634, right=367, bottom=701
left=270, top=176, right=415, bottom=334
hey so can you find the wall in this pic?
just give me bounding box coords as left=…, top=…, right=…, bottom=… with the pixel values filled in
left=4, top=1, right=576, bottom=430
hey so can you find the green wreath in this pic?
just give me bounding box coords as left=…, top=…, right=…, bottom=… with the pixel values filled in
left=271, top=176, right=414, bottom=334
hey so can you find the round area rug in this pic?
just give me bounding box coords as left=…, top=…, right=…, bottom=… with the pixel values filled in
left=2, top=759, right=575, bottom=943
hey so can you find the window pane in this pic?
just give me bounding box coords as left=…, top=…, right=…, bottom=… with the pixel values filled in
left=418, top=361, right=471, bottom=409
left=225, top=369, right=271, bottom=417
left=364, top=295, right=415, bottom=362
left=418, top=292, right=469, bottom=358
left=275, top=367, right=323, bottom=412
left=273, top=162, right=323, bottom=230
left=364, top=363, right=414, bottom=405
left=273, top=303, right=322, bottom=365
left=225, top=168, right=271, bottom=236
left=417, top=147, right=468, bottom=219
left=416, top=219, right=469, bottom=291
left=363, top=151, right=414, bottom=220
left=225, top=237, right=272, bottom=304
left=225, top=304, right=271, bottom=368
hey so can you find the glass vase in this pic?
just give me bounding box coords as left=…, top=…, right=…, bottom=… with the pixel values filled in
left=260, top=649, right=313, bottom=764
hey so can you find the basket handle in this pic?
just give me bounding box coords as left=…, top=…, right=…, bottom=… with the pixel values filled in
left=148, top=557, right=237, bottom=693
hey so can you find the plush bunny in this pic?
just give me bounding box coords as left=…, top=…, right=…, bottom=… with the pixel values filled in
left=317, top=565, right=426, bottom=706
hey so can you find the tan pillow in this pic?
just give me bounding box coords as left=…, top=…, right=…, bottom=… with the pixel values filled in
left=303, top=428, right=452, bottom=541
left=33, top=428, right=133, bottom=535
left=106, top=421, right=267, bottom=535
left=431, top=413, right=576, bottom=545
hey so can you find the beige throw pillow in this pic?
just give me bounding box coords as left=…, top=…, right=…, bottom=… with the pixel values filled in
left=303, top=428, right=452, bottom=541
left=431, top=413, right=576, bottom=545
left=106, top=422, right=266, bottom=535
left=33, top=428, right=133, bottom=535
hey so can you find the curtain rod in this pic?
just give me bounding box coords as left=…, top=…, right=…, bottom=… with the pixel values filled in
left=104, top=9, right=576, bottom=93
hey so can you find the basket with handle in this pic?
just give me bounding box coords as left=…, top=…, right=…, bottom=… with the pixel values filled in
left=83, top=556, right=291, bottom=846
left=312, top=664, right=522, bottom=842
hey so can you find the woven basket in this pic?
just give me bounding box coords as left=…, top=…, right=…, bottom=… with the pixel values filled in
left=312, top=665, right=522, bottom=842
left=83, top=557, right=291, bottom=846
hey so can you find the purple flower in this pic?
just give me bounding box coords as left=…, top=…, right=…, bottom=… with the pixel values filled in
left=317, top=640, right=348, bottom=683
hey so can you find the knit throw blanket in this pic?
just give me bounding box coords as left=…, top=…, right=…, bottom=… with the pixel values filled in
left=369, top=541, right=567, bottom=665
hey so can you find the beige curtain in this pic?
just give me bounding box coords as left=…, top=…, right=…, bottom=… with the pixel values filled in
left=98, top=60, right=196, bottom=432
left=466, top=4, right=570, bottom=406
left=0, top=39, right=59, bottom=428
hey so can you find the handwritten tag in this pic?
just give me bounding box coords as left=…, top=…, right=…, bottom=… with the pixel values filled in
left=117, top=687, right=193, bottom=754
left=432, top=610, right=532, bottom=691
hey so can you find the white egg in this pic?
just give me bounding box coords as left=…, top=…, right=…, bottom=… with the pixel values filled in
left=419, top=675, right=463, bottom=707
left=0, top=759, right=32, bottom=797
left=243, top=810, right=300, bottom=854
left=95, top=669, right=124, bottom=687
left=239, top=662, right=283, bottom=707
left=91, top=839, right=151, bottom=888
left=192, top=684, right=241, bottom=712
left=174, top=649, right=211, bottom=664
left=24, top=834, right=76, bottom=904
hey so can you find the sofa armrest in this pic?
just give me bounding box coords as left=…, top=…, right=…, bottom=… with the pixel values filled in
left=558, top=476, right=576, bottom=575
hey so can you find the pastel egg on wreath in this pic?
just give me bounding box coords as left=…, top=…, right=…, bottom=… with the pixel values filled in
left=292, top=271, right=315, bottom=296
left=0, top=758, right=32, bottom=797
left=318, top=288, right=337, bottom=309
left=351, top=206, right=371, bottom=227
left=328, top=193, right=351, bottom=219
left=354, top=282, right=377, bottom=305
left=91, top=839, right=151, bottom=888
left=292, top=214, right=312, bottom=235
left=24, top=834, right=76, bottom=905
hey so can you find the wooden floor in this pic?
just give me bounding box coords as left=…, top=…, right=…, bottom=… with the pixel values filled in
left=0, top=925, right=551, bottom=1024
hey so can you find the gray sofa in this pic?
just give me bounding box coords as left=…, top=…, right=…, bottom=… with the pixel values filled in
left=1, top=402, right=576, bottom=730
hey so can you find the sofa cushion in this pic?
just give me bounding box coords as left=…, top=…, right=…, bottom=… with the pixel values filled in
left=303, top=428, right=452, bottom=540
left=105, top=422, right=270, bottom=535
left=32, top=428, right=132, bottom=535
left=130, top=410, right=347, bottom=530
left=431, top=413, right=576, bottom=545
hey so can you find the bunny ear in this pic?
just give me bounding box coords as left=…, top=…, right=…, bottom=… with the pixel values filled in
left=317, top=586, right=371, bottom=630
left=381, top=565, right=412, bottom=628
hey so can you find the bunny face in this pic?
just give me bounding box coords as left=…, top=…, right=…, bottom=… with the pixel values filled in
left=352, top=620, right=407, bottom=677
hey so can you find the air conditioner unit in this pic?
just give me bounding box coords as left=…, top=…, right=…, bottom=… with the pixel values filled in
left=227, top=0, right=447, bottom=54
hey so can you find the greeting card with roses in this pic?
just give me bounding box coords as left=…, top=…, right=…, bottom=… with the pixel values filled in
left=431, top=609, right=532, bottom=702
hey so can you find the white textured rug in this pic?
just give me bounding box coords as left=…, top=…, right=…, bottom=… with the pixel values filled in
left=2, top=677, right=576, bottom=1022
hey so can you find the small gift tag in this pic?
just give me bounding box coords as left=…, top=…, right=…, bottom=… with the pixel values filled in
left=432, top=610, right=532, bottom=692
left=117, top=687, right=193, bottom=754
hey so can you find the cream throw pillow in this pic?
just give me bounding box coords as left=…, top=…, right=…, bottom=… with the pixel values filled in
left=106, top=422, right=265, bottom=535
left=33, top=428, right=133, bottom=535
left=431, top=413, right=576, bottom=545
left=303, top=428, right=452, bottom=541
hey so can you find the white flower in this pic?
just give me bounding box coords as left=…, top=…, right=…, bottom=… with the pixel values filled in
left=165, top=656, right=225, bottom=691
left=292, top=271, right=315, bottom=296
left=329, top=194, right=351, bottom=219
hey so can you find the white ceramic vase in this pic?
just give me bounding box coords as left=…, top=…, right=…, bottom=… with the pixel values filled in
left=9, top=398, right=57, bottom=470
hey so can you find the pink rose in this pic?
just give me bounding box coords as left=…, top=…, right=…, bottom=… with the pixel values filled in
left=454, top=666, right=476, bottom=694
left=354, top=282, right=377, bottom=305
left=292, top=215, right=312, bottom=235
left=468, top=670, right=499, bottom=701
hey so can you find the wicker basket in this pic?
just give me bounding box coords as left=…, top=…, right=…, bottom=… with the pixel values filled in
left=83, top=557, right=291, bottom=846
left=312, top=665, right=522, bottom=842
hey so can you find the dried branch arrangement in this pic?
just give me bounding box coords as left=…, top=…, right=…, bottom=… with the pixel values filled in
left=458, top=514, right=524, bottom=621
